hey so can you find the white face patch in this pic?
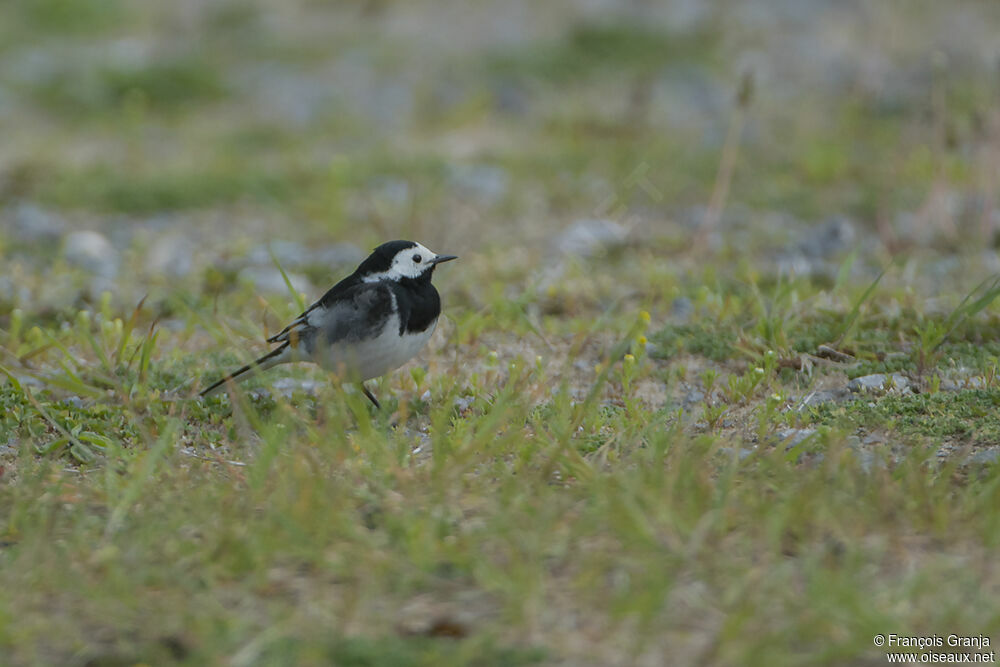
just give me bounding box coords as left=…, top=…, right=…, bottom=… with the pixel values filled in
left=363, top=242, right=438, bottom=282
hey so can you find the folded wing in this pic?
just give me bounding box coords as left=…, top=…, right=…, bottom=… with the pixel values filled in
left=267, top=282, right=393, bottom=353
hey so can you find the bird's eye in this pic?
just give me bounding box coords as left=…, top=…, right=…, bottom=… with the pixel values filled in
left=412, top=254, right=422, bottom=263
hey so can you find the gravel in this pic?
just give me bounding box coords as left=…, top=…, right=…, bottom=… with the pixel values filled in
left=62, top=231, right=118, bottom=278
left=847, top=373, right=911, bottom=394
left=238, top=266, right=313, bottom=295
left=552, top=218, right=629, bottom=258
left=10, top=203, right=66, bottom=242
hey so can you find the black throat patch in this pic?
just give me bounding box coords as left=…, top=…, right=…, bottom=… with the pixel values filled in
left=392, top=276, right=441, bottom=335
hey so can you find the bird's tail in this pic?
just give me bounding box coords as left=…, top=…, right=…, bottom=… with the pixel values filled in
left=199, top=343, right=290, bottom=397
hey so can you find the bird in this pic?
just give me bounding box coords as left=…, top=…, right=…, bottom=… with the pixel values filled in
left=200, top=240, right=457, bottom=407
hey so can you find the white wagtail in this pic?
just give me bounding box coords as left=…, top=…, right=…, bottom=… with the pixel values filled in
left=200, top=240, right=457, bottom=407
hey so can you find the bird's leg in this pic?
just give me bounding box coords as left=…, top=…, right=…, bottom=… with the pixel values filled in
left=360, top=382, right=381, bottom=409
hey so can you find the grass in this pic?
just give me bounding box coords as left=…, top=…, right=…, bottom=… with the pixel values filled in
left=4, top=250, right=1000, bottom=665
left=807, top=389, right=1000, bottom=444
left=3, top=2, right=1000, bottom=665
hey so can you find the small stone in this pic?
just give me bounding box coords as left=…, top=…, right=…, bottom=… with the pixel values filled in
left=63, top=231, right=118, bottom=278
left=773, top=252, right=818, bottom=278
left=861, top=433, right=886, bottom=446
left=310, top=243, right=364, bottom=269
left=965, top=449, right=1000, bottom=466
left=797, top=216, right=856, bottom=259
left=799, top=388, right=851, bottom=407
left=670, top=296, right=694, bottom=323
left=447, top=164, right=509, bottom=205
left=246, top=241, right=363, bottom=272
left=371, top=177, right=411, bottom=208
left=60, top=396, right=85, bottom=409
left=777, top=428, right=817, bottom=450
left=11, top=203, right=66, bottom=241
left=247, top=241, right=309, bottom=269
left=270, top=377, right=322, bottom=398
left=683, top=389, right=705, bottom=405
left=13, top=374, right=44, bottom=389
left=238, top=267, right=312, bottom=295
left=553, top=219, right=629, bottom=258
left=0, top=276, right=30, bottom=305
left=147, top=235, right=195, bottom=278
left=492, top=79, right=528, bottom=114
left=773, top=216, right=857, bottom=279
left=719, top=446, right=756, bottom=461
left=853, top=448, right=881, bottom=474
left=453, top=396, right=474, bottom=411
left=939, top=375, right=986, bottom=391
left=847, top=373, right=910, bottom=394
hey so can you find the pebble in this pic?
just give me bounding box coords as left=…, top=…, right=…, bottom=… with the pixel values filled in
left=670, top=296, right=694, bottom=323
left=491, top=79, right=528, bottom=115
left=238, top=267, right=312, bottom=295
left=270, top=377, right=322, bottom=398
left=847, top=373, right=910, bottom=394
left=246, top=241, right=310, bottom=269
left=246, top=241, right=363, bottom=271
left=237, top=65, right=336, bottom=126
left=453, top=396, right=475, bottom=411
left=774, top=217, right=856, bottom=279
left=797, top=216, right=856, bottom=259
left=965, top=449, right=1000, bottom=466
left=63, top=231, right=118, bottom=278
left=683, top=389, right=705, bottom=405
left=798, top=388, right=852, bottom=407
left=310, top=243, right=365, bottom=269
left=777, top=428, right=817, bottom=450
left=60, top=396, right=85, bottom=409
left=861, top=433, right=886, bottom=446
left=553, top=219, right=629, bottom=258
left=847, top=439, right=885, bottom=474
left=719, top=446, right=756, bottom=461
left=447, top=164, right=509, bottom=205
left=939, top=376, right=986, bottom=391
left=11, top=203, right=66, bottom=241
left=371, top=177, right=411, bottom=209
left=0, top=276, right=30, bottom=305
left=652, top=64, right=728, bottom=139
left=146, top=235, right=195, bottom=278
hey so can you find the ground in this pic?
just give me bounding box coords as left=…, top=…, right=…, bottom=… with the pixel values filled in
left=2, top=1, right=1000, bottom=665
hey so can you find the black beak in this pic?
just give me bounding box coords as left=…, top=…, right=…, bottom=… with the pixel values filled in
left=430, top=254, right=458, bottom=265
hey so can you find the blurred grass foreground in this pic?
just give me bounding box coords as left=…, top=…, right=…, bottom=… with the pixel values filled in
left=3, top=1, right=1000, bottom=665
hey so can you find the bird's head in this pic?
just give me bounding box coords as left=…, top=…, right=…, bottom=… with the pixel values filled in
left=357, top=240, right=457, bottom=283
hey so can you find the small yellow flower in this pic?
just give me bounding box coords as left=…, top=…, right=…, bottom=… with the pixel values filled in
left=624, top=354, right=636, bottom=364
left=639, top=310, right=651, bottom=324
left=637, top=335, right=647, bottom=346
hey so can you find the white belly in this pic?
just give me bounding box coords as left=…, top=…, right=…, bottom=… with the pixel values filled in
left=313, top=314, right=436, bottom=381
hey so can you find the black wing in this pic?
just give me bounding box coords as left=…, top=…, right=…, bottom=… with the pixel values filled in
left=267, top=281, right=393, bottom=352
left=266, top=273, right=361, bottom=344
